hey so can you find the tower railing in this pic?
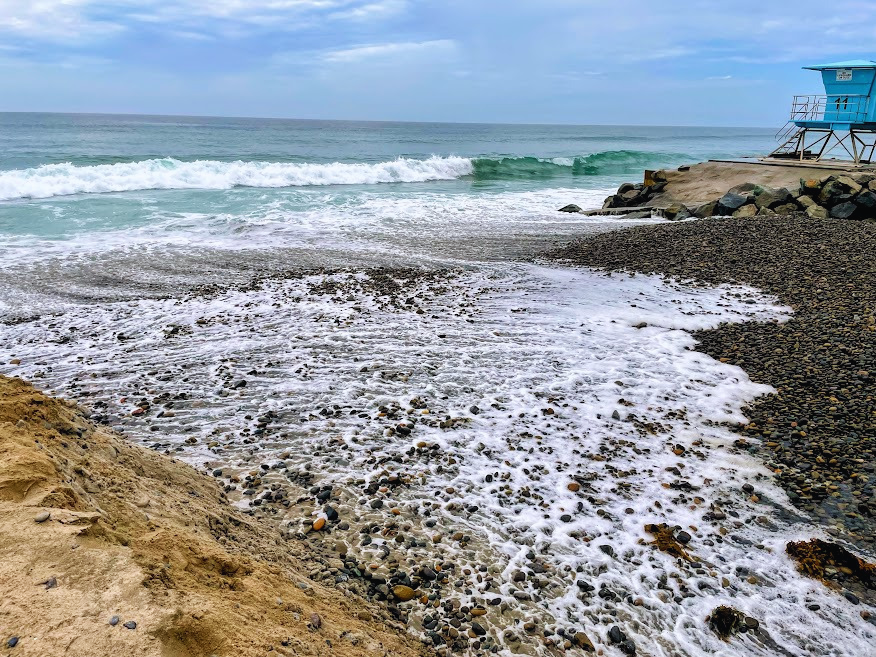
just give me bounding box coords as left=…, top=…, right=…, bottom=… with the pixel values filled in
left=790, top=94, right=870, bottom=124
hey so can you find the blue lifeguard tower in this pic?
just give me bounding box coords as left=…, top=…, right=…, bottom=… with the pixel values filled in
left=770, top=60, right=876, bottom=164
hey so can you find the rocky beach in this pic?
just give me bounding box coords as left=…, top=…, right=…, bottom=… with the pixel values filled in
left=550, top=215, right=876, bottom=551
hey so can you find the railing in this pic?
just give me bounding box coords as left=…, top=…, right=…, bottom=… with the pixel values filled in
left=790, top=94, right=870, bottom=124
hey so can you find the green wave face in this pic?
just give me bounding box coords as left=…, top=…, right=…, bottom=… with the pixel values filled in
left=471, top=150, right=689, bottom=180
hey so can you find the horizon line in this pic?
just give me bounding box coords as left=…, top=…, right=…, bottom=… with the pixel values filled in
left=0, top=110, right=775, bottom=131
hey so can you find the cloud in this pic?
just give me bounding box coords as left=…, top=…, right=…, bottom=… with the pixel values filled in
left=328, top=0, right=407, bottom=21
left=322, top=39, right=456, bottom=63
left=0, top=0, right=125, bottom=42
left=0, top=0, right=403, bottom=42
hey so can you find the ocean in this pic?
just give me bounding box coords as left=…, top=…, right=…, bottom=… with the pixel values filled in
left=2, top=114, right=872, bottom=656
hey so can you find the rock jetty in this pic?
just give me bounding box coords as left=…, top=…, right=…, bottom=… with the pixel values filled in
left=580, top=170, right=876, bottom=222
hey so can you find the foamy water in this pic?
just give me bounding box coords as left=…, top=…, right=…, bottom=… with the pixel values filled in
left=3, top=263, right=873, bottom=656
left=0, top=156, right=477, bottom=201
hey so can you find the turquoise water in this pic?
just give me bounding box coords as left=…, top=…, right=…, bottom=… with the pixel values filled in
left=0, top=113, right=773, bottom=242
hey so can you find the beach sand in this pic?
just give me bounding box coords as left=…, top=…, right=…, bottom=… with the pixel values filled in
left=0, top=374, right=430, bottom=657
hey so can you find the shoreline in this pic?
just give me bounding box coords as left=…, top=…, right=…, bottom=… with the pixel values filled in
left=548, top=214, right=876, bottom=555
left=3, top=208, right=876, bottom=655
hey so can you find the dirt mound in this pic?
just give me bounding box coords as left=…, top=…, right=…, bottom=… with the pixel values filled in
left=0, top=375, right=429, bottom=657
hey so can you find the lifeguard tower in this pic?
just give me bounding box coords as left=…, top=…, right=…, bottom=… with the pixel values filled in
left=770, top=60, right=876, bottom=164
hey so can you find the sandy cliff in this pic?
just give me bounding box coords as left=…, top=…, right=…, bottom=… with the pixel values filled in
left=0, top=375, right=429, bottom=657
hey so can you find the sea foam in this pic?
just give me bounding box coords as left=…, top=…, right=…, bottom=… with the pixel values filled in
left=0, top=156, right=475, bottom=201
left=3, top=265, right=874, bottom=656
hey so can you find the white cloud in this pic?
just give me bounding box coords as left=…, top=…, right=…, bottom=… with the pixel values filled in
left=0, top=0, right=402, bottom=41
left=0, top=0, right=125, bottom=41
left=322, top=39, right=456, bottom=63
left=328, top=0, right=406, bottom=21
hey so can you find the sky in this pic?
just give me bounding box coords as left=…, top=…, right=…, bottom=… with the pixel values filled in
left=0, top=0, right=874, bottom=126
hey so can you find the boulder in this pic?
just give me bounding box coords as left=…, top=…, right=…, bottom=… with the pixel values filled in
left=617, top=182, right=637, bottom=195
left=559, top=204, right=583, bottom=213
left=855, top=190, right=876, bottom=211
left=806, top=204, right=829, bottom=220
left=621, top=189, right=642, bottom=203
left=649, top=181, right=668, bottom=194
left=728, top=182, right=758, bottom=195
left=800, top=178, right=821, bottom=196
left=662, top=204, right=691, bottom=221
left=797, top=195, right=817, bottom=210
left=774, top=203, right=800, bottom=215
left=869, top=179, right=876, bottom=192
left=819, top=180, right=848, bottom=206
left=603, top=195, right=624, bottom=209
left=692, top=201, right=717, bottom=218
left=716, top=192, right=750, bottom=214
left=755, top=187, right=793, bottom=210
left=835, top=175, right=863, bottom=194
left=852, top=173, right=875, bottom=186
left=733, top=204, right=757, bottom=218
left=756, top=206, right=776, bottom=216
left=830, top=201, right=858, bottom=220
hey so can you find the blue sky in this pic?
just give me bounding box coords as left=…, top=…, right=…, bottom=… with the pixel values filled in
left=0, top=0, right=874, bottom=126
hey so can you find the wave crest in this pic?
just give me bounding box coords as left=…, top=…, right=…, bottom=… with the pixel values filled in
left=0, top=150, right=689, bottom=201
left=0, top=156, right=474, bottom=201
left=471, top=151, right=688, bottom=180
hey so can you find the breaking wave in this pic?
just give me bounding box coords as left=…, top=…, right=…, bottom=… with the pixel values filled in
left=0, top=151, right=689, bottom=201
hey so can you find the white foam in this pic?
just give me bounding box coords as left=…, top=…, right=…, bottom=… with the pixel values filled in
left=0, top=156, right=475, bottom=201
left=2, top=264, right=873, bottom=656
left=0, top=186, right=628, bottom=269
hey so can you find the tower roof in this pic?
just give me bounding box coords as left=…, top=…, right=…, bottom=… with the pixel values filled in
left=804, top=60, right=876, bottom=70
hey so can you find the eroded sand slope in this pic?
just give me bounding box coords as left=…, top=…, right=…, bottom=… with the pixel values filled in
left=0, top=375, right=429, bottom=657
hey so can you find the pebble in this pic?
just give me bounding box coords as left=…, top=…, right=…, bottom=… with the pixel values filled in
left=34, top=511, right=50, bottom=523
left=392, top=585, right=416, bottom=602
left=6, top=637, right=18, bottom=648
left=123, top=621, right=137, bottom=630
left=109, top=615, right=120, bottom=626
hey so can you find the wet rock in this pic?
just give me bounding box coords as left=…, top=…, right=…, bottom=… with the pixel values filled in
left=392, top=585, right=416, bottom=602
left=755, top=187, right=792, bottom=209
left=572, top=632, right=594, bottom=652
left=559, top=204, right=583, bottom=214
left=608, top=626, right=626, bottom=643
left=662, top=204, right=691, bottom=221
